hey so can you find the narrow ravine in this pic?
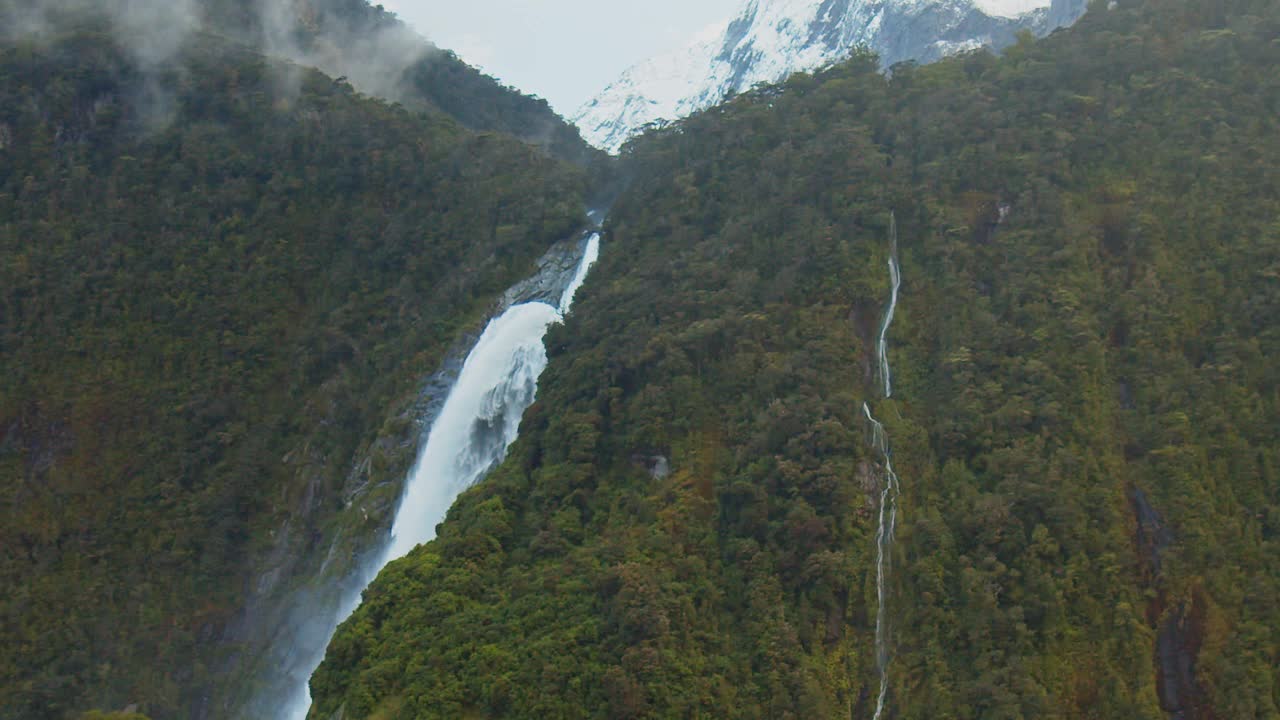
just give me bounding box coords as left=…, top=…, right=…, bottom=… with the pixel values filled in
left=273, top=230, right=601, bottom=720
left=864, top=213, right=902, bottom=720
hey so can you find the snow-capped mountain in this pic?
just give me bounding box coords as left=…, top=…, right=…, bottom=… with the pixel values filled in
left=574, top=0, right=1088, bottom=152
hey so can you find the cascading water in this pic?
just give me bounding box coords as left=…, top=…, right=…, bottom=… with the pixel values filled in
left=865, top=214, right=901, bottom=720
left=277, top=232, right=600, bottom=720
left=382, top=302, right=558, bottom=561
left=863, top=403, right=899, bottom=720
left=558, top=229, right=599, bottom=314
left=877, top=215, right=901, bottom=399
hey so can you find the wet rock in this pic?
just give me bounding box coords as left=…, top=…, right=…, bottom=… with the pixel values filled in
left=500, top=231, right=596, bottom=309
left=213, top=222, right=601, bottom=717
left=1130, top=486, right=1212, bottom=720
left=857, top=459, right=878, bottom=516
left=1132, top=487, right=1173, bottom=579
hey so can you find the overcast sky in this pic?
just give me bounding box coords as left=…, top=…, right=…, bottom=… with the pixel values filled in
left=379, top=0, right=1050, bottom=116
left=378, top=0, right=742, bottom=116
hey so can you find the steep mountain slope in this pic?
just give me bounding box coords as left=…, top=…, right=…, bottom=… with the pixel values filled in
left=3, top=0, right=600, bottom=166
left=0, top=25, right=587, bottom=720
left=202, top=0, right=602, bottom=166
left=573, top=0, right=1087, bottom=152
left=312, top=0, right=1280, bottom=717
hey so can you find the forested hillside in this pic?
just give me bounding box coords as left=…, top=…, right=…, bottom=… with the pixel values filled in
left=311, top=0, right=1280, bottom=717
left=0, top=27, right=587, bottom=719
left=196, top=0, right=602, bottom=166
left=3, top=0, right=600, bottom=166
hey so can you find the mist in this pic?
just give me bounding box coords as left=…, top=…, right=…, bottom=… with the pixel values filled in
left=1, top=0, right=438, bottom=105
left=252, top=0, right=434, bottom=103
left=1, top=0, right=200, bottom=65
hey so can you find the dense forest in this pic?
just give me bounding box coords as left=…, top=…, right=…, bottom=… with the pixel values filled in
left=2, top=0, right=1278, bottom=717
left=310, top=0, right=1279, bottom=718
left=0, top=20, right=588, bottom=720
left=3, top=0, right=601, bottom=166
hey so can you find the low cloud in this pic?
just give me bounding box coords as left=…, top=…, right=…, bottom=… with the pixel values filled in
left=1, top=0, right=200, bottom=66
left=255, top=0, right=435, bottom=103
left=0, top=0, right=200, bottom=131
left=2, top=0, right=437, bottom=105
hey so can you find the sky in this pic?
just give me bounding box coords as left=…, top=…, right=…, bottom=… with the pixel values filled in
left=378, top=0, right=742, bottom=116
left=378, top=0, right=1051, bottom=116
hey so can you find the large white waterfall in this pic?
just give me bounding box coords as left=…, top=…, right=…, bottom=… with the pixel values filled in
left=381, top=301, right=558, bottom=561
left=866, top=214, right=901, bottom=720
left=278, top=232, right=600, bottom=720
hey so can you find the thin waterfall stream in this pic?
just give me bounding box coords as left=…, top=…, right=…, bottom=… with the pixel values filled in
left=876, top=214, right=901, bottom=400
left=865, top=213, right=901, bottom=720
left=273, top=230, right=601, bottom=720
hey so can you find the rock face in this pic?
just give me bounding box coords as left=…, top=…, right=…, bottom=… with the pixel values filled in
left=573, top=0, right=1088, bottom=152
left=1131, top=487, right=1213, bottom=720
left=500, top=231, right=600, bottom=310
left=212, top=225, right=597, bottom=719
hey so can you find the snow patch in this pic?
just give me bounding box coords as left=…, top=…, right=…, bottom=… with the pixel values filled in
left=573, top=0, right=1085, bottom=152
left=972, top=0, right=1051, bottom=17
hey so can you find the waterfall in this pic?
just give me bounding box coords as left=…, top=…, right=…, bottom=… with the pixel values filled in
left=380, top=302, right=559, bottom=561
left=863, top=402, right=899, bottom=720
left=877, top=214, right=901, bottom=399
left=558, top=231, right=599, bottom=314
left=276, top=232, right=600, bottom=720
left=866, top=214, right=901, bottom=720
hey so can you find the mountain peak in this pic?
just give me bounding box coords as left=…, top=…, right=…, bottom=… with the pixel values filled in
left=573, top=0, right=1086, bottom=152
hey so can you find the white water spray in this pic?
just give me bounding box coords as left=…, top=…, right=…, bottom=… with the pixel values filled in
left=867, top=214, right=901, bottom=720
left=278, top=232, right=600, bottom=720
left=558, top=231, right=599, bottom=314
left=381, top=302, right=559, bottom=561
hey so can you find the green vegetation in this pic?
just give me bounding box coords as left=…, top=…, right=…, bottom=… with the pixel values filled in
left=4, top=0, right=1278, bottom=717
left=310, top=0, right=1280, bottom=717
left=199, top=0, right=603, bottom=166
left=13, top=0, right=601, bottom=167
left=0, top=28, right=586, bottom=719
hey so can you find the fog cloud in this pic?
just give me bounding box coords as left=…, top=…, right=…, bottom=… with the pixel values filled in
left=254, top=0, right=435, bottom=103
left=1, top=0, right=200, bottom=66
left=1, top=0, right=437, bottom=105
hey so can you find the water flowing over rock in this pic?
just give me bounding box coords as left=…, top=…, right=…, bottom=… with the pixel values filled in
left=863, top=213, right=902, bottom=720
left=379, top=301, right=560, bottom=563
left=500, top=233, right=600, bottom=310
left=382, top=233, right=600, bottom=570
left=283, top=231, right=600, bottom=720
left=877, top=214, right=901, bottom=399
left=221, top=229, right=601, bottom=720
